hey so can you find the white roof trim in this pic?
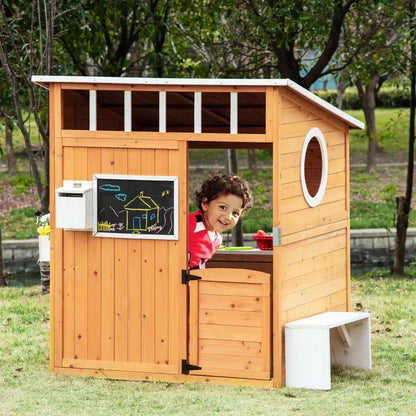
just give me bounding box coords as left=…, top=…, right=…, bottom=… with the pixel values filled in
left=32, top=75, right=290, bottom=86
left=31, top=75, right=364, bottom=129
left=285, top=79, right=364, bottom=130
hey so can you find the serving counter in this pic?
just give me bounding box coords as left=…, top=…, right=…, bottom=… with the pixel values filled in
left=207, top=248, right=273, bottom=275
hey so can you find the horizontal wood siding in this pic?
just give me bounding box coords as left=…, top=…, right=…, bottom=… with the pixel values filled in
left=59, top=143, right=185, bottom=375
left=278, top=93, right=349, bottom=328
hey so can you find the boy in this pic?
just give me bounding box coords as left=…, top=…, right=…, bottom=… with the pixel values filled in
left=188, top=174, right=252, bottom=269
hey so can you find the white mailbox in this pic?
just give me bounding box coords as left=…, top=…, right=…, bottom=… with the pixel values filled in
left=55, top=180, right=93, bottom=230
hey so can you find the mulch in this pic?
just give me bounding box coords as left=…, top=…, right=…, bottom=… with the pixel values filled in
left=0, top=182, right=38, bottom=215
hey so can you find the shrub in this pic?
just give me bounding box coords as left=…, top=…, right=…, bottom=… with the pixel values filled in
left=241, top=208, right=273, bottom=233
left=1, top=207, right=37, bottom=240
left=12, top=174, right=36, bottom=196
left=315, top=84, right=410, bottom=109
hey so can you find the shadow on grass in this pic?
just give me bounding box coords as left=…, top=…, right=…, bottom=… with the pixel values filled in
left=6, top=273, right=40, bottom=288
left=332, top=366, right=373, bottom=382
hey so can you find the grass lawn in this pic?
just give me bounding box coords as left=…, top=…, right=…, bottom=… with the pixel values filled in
left=0, top=275, right=415, bottom=416
left=347, top=108, right=410, bottom=156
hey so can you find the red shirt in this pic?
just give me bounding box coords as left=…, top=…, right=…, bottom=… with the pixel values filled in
left=188, top=210, right=222, bottom=269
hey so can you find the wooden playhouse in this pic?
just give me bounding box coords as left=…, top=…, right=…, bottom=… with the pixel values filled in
left=32, top=76, right=363, bottom=388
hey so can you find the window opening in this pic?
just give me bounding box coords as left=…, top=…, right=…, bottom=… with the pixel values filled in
left=131, top=91, right=159, bottom=132
left=300, top=127, right=328, bottom=207
left=96, top=90, right=124, bottom=131
left=201, top=93, right=230, bottom=133
left=62, top=89, right=89, bottom=130
left=166, top=92, right=194, bottom=132
left=238, top=93, right=265, bottom=134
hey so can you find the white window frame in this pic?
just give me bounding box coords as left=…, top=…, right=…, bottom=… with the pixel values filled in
left=300, top=127, right=328, bottom=207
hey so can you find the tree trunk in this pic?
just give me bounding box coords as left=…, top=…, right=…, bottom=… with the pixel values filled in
left=40, top=139, right=50, bottom=214
left=0, top=225, right=7, bottom=287
left=151, top=0, right=171, bottom=78
left=21, top=124, right=45, bottom=210
left=226, top=149, right=244, bottom=246
left=356, top=77, right=378, bottom=173
left=0, top=0, right=56, bottom=214
left=127, top=41, right=142, bottom=77
left=5, top=121, right=16, bottom=176
left=248, top=149, right=258, bottom=174
left=393, top=197, right=409, bottom=274
left=336, top=79, right=348, bottom=109
left=392, top=0, right=416, bottom=274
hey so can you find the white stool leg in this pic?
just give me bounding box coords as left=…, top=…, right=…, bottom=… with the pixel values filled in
left=285, top=327, right=331, bottom=390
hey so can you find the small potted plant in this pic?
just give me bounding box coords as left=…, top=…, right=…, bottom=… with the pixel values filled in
left=36, top=212, right=50, bottom=262
left=36, top=212, right=50, bottom=294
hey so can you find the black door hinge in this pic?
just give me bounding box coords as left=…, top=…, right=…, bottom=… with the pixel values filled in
left=181, top=269, right=202, bottom=285
left=181, top=359, right=202, bottom=374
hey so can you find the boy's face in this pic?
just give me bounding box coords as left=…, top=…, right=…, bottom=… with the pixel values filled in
left=201, top=193, right=243, bottom=233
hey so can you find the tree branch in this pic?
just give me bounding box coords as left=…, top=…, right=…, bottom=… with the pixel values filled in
left=304, top=0, right=360, bottom=88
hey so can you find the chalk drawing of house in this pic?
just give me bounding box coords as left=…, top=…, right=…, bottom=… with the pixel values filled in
left=124, top=191, right=159, bottom=231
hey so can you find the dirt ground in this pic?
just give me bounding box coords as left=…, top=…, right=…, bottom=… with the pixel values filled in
left=0, top=182, right=39, bottom=215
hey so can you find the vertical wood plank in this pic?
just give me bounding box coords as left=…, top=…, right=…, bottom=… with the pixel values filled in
left=270, top=86, right=283, bottom=387
left=141, top=149, right=155, bottom=363
left=74, top=231, right=88, bottom=360
left=345, top=130, right=351, bottom=311
left=62, top=147, right=75, bottom=360
left=73, top=147, right=88, bottom=360
left=100, top=148, right=115, bottom=361
left=169, top=142, right=187, bottom=367
left=52, top=83, right=64, bottom=368
left=114, top=237, right=128, bottom=362
left=154, top=238, right=169, bottom=364
left=87, top=148, right=102, bottom=360
left=114, top=148, right=129, bottom=362
left=127, top=237, right=142, bottom=362
left=62, top=231, right=75, bottom=359
left=127, top=148, right=142, bottom=362
left=188, top=280, right=199, bottom=365
left=154, top=149, right=170, bottom=365
left=261, top=281, right=271, bottom=372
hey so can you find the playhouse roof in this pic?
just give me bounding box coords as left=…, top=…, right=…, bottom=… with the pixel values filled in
left=32, top=76, right=364, bottom=130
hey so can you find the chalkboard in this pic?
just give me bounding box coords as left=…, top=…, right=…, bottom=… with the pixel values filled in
left=93, top=174, right=178, bottom=239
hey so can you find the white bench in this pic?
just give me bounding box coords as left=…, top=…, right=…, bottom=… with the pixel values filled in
left=285, top=312, right=371, bottom=390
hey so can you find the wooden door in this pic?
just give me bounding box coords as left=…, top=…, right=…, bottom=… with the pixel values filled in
left=56, top=145, right=187, bottom=377
left=188, top=268, right=271, bottom=380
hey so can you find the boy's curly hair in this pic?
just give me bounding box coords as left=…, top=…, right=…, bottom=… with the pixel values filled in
left=195, top=174, right=253, bottom=215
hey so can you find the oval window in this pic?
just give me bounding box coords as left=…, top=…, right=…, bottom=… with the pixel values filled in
left=300, top=127, right=328, bottom=207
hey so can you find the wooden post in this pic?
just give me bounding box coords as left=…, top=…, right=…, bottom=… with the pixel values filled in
left=226, top=149, right=244, bottom=246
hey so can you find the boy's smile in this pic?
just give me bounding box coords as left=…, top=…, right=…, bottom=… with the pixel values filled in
left=201, top=193, right=243, bottom=233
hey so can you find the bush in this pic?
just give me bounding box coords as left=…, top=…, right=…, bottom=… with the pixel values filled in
left=350, top=200, right=416, bottom=229
left=0, top=207, right=37, bottom=240
left=377, top=85, right=411, bottom=108
left=242, top=208, right=273, bottom=234
left=12, top=174, right=36, bottom=196
left=315, top=84, right=410, bottom=109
